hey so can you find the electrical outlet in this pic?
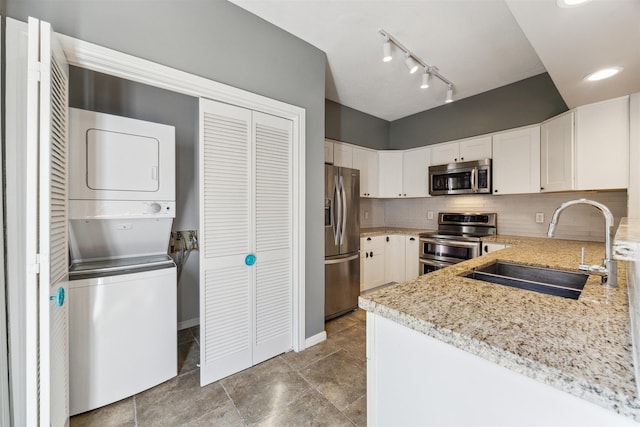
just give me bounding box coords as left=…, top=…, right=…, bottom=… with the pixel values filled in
left=427, top=211, right=434, bottom=220
left=535, top=212, right=544, bottom=223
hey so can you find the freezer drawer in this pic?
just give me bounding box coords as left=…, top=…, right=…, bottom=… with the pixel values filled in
left=325, top=253, right=360, bottom=320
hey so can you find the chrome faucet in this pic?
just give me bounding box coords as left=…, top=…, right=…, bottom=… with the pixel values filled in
left=547, top=198, right=617, bottom=287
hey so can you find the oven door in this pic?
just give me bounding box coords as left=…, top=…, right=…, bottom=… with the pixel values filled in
left=420, top=237, right=480, bottom=264
left=419, top=259, right=453, bottom=275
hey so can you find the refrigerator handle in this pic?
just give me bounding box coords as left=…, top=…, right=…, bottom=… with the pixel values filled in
left=339, top=175, right=347, bottom=245
left=333, top=175, right=341, bottom=246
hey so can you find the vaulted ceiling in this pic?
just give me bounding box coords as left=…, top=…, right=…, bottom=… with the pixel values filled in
left=229, top=0, right=640, bottom=121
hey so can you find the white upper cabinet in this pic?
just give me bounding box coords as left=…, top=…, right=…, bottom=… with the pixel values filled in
left=574, top=96, right=629, bottom=190
left=353, top=146, right=379, bottom=197
left=333, top=142, right=353, bottom=168
left=378, top=151, right=404, bottom=197
left=430, top=136, right=492, bottom=165
left=324, top=139, right=334, bottom=164
left=492, top=126, right=540, bottom=195
left=540, top=111, right=575, bottom=192
left=402, top=147, right=430, bottom=197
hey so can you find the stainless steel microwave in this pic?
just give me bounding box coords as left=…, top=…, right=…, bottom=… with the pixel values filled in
left=429, top=159, right=492, bottom=196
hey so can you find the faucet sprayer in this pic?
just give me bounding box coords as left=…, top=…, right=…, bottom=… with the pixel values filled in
left=547, top=198, right=617, bottom=287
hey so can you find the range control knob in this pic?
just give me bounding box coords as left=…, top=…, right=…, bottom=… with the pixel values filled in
left=149, top=202, right=162, bottom=213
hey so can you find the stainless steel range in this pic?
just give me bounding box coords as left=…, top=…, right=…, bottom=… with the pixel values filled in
left=419, top=213, right=497, bottom=275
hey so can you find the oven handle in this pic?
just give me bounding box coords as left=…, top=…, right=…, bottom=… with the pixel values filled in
left=419, top=237, right=480, bottom=250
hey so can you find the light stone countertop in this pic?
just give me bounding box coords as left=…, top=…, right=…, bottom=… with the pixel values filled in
left=360, top=227, right=434, bottom=237
left=614, top=218, right=640, bottom=261
left=359, top=236, right=640, bottom=421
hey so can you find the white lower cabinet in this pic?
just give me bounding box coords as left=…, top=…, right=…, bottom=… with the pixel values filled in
left=367, top=313, right=636, bottom=426
left=384, top=235, right=405, bottom=283
left=405, top=235, right=420, bottom=281
left=361, top=234, right=419, bottom=290
left=361, top=236, right=386, bottom=291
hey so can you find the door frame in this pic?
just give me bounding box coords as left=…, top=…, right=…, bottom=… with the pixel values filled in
left=56, top=33, right=307, bottom=351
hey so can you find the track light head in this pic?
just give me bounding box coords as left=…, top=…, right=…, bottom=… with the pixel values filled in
left=382, top=39, right=392, bottom=62
left=445, top=84, right=454, bottom=103
left=404, top=54, right=419, bottom=74
left=420, top=70, right=430, bottom=89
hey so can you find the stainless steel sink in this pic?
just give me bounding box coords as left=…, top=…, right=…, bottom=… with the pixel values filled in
left=464, top=261, right=589, bottom=299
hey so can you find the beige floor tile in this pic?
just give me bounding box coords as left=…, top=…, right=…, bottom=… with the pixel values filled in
left=325, top=314, right=357, bottom=336
left=69, top=397, right=135, bottom=427
left=178, top=340, right=200, bottom=376
left=343, top=393, right=367, bottom=427
left=181, top=398, right=244, bottom=427
left=281, top=339, right=341, bottom=371
left=300, top=350, right=366, bottom=411
left=221, top=356, right=312, bottom=424
left=253, top=388, right=354, bottom=427
left=136, top=371, right=231, bottom=426
left=330, top=324, right=366, bottom=361
left=178, top=327, right=195, bottom=345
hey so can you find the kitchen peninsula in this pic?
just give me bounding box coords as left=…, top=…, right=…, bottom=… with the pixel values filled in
left=360, top=235, right=640, bottom=425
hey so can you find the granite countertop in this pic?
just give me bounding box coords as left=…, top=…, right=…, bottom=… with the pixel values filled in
left=359, top=235, right=640, bottom=420
left=360, top=227, right=435, bottom=237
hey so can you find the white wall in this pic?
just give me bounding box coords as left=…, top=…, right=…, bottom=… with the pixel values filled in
left=375, top=190, right=627, bottom=242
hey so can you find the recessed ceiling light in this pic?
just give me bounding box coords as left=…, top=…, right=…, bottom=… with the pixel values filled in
left=557, top=0, right=592, bottom=8
left=585, top=67, right=624, bottom=82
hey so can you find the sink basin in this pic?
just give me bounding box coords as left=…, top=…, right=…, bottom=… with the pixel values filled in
left=464, top=261, right=589, bottom=299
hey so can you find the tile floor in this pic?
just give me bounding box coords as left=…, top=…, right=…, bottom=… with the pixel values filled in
left=70, top=309, right=367, bottom=426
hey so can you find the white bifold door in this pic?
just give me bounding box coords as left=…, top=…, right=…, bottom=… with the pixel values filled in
left=25, top=18, right=70, bottom=427
left=199, top=98, right=293, bottom=386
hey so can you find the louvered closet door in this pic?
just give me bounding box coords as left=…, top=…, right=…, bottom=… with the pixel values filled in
left=252, top=111, right=293, bottom=364
left=26, top=18, right=70, bottom=427
left=199, top=99, right=253, bottom=386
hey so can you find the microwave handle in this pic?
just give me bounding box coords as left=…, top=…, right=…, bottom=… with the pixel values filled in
left=471, top=167, right=477, bottom=193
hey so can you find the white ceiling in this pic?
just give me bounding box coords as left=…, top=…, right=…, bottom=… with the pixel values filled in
left=229, top=0, right=640, bottom=121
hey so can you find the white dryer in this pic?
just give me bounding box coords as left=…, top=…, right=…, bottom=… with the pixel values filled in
left=67, top=108, right=178, bottom=415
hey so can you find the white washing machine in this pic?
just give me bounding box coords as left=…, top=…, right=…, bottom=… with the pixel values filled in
left=68, top=109, right=178, bottom=415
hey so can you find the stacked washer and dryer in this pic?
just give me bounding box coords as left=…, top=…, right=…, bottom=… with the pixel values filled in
left=67, top=108, right=177, bottom=415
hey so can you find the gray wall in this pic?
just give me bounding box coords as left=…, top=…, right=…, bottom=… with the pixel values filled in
left=326, top=99, right=389, bottom=149
left=8, top=1, right=327, bottom=338
left=68, top=66, right=201, bottom=325
left=390, top=73, right=567, bottom=149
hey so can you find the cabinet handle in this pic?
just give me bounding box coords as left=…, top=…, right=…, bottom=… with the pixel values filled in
left=386, top=236, right=389, bottom=242
left=540, top=187, right=545, bottom=190
left=494, top=189, right=498, bottom=193
left=365, top=252, right=369, bottom=258
left=454, top=158, right=458, bottom=162
left=403, top=193, right=406, bottom=196
left=367, top=237, right=372, bottom=241
left=461, top=157, right=464, bottom=161
left=484, top=245, right=489, bottom=252
left=398, top=193, right=402, bottom=196
left=370, top=251, right=374, bottom=257
left=410, top=237, right=415, bottom=241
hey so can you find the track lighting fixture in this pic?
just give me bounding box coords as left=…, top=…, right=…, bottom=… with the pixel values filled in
left=379, top=28, right=456, bottom=104
left=445, top=84, right=453, bottom=103
left=420, top=69, right=430, bottom=89
left=382, top=38, right=392, bottom=62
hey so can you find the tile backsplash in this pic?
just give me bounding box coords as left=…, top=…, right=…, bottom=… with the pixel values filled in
left=361, top=190, right=627, bottom=242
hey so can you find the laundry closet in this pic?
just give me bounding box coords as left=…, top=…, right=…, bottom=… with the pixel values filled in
left=5, top=17, right=306, bottom=425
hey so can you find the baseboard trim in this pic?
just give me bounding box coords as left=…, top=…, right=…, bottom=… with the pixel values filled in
left=304, top=331, right=327, bottom=348
left=178, top=318, right=200, bottom=331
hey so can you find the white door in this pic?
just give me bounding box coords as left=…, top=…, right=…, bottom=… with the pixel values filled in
left=25, top=17, right=70, bottom=427
left=199, top=99, right=293, bottom=386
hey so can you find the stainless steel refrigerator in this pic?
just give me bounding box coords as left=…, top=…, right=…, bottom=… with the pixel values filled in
left=325, top=164, right=360, bottom=320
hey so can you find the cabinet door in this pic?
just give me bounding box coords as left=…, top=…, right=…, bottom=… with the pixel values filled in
left=459, top=136, right=492, bottom=162
left=541, top=112, right=574, bottom=192
left=431, top=142, right=459, bottom=165
left=324, top=140, right=334, bottom=164
left=492, top=127, right=540, bottom=195
left=482, top=242, right=507, bottom=254
left=378, top=151, right=404, bottom=197
left=402, top=147, right=430, bottom=197
left=575, top=96, right=629, bottom=190
left=362, top=236, right=386, bottom=290
left=333, top=143, right=353, bottom=168
left=353, top=146, right=379, bottom=197
left=405, top=235, right=420, bottom=281
left=384, top=235, right=406, bottom=283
